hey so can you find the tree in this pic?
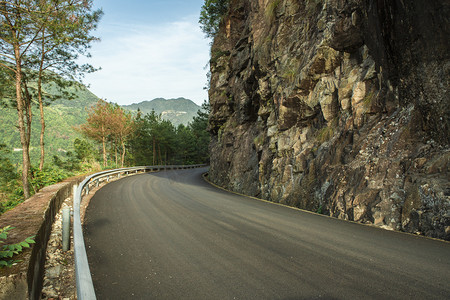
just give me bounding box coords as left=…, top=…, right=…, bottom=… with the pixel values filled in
left=33, top=1, right=101, bottom=170
left=128, top=104, right=210, bottom=167
left=0, top=0, right=102, bottom=198
left=129, top=111, right=175, bottom=166
left=189, top=100, right=210, bottom=163
left=73, top=138, right=95, bottom=162
left=78, top=99, right=111, bottom=167
left=0, top=0, right=41, bottom=198
left=199, top=0, right=229, bottom=39
left=109, top=104, right=134, bottom=167
left=175, top=124, right=197, bottom=164
left=79, top=101, right=136, bottom=168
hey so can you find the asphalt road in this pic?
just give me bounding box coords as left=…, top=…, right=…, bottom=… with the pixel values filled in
left=84, top=168, right=450, bottom=299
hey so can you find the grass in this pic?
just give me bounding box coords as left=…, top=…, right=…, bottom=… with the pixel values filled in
left=316, top=126, right=334, bottom=143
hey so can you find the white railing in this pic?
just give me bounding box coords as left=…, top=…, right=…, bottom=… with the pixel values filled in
left=73, top=165, right=206, bottom=299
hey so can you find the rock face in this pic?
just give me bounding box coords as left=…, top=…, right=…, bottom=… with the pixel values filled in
left=207, top=0, right=450, bottom=239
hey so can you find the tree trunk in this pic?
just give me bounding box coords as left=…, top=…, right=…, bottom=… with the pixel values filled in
left=23, top=80, right=33, bottom=177
left=38, top=38, right=46, bottom=171
left=152, top=136, right=156, bottom=165
left=14, top=45, right=30, bottom=199
left=38, top=88, right=45, bottom=171
left=114, top=141, right=118, bottom=166
left=121, top=141, right=126, bottom=168
left=102, top=135, right=107, bottom=167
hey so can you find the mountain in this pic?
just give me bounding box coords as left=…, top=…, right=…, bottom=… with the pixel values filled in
left=122, top=97, right=201, bottom=126
left=0, top=83, right=99, bottom=164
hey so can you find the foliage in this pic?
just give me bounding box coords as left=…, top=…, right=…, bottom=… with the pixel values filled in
left=0, top=145, right=22, bottom=214
left=129, top=101, right=211, bottom=166
left=77, top=99, right=112, bottom=167
left=73, top=138, right=96, bottom=161
left=199, top=0, right=230, bottom=39
left=30, top=166, right=72, bottom=192
left=0, top=99, right=211, bottom=213
left=78, top=100, right=135, bottom=167
left=0, top=82, right=98, bottom=166
left=0, top=0, right=102, bottom=198
left=0, top=226, right=35, bottom=268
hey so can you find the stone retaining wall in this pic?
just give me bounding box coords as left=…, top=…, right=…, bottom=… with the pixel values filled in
left=0, top=176, right=84, bottom=300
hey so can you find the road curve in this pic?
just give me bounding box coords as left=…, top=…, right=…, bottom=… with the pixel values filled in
left=84, top=168, right=450, bottom=299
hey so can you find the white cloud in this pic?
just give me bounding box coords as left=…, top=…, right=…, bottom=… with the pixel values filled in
left=82, top=16, right=210, bottom=105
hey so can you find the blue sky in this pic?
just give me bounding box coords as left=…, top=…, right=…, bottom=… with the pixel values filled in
left=81, top=0, right=210, bottom=106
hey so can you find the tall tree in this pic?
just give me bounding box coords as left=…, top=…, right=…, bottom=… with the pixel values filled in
left=0, top=1, right=40, bottom=198
left=0, top=0, right=102, bottom=198
left=111, top=106, right=134, bottom=167
left=78, top=99, right=112, bottom=167
left=29, top=0, right=101, bottom=170
left=189, top=100, right=210, bottom=163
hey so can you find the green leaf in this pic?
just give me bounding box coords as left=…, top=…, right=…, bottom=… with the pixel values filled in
left=20, top=241, right=30, bottom=248
left=25, top=237, right=35, bottom=244
left=0, top=260, right=8, bottom=266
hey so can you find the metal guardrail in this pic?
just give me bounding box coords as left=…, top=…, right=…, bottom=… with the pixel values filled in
left=73, top=164, right=206, bottom=299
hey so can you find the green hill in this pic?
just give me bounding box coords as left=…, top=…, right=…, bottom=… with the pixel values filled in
left=0, top=83, right=99, bottom=165
left=122, top=97, right=202, bottom=126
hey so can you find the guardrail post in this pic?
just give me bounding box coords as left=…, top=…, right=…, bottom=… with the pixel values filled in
left=86, top=184, right=89, bottom=195
left=62, top=207, right=71, bottom=251
left=73, top=184, right=78, bottom=200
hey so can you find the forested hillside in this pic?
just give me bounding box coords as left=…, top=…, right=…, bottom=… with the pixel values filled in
left=0, top=83, right=99, bottom=164
left=0, top=90, right=204, bottom=164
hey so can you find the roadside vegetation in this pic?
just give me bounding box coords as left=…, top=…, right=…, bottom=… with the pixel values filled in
left=0, top=99, right=210, bottom=214
left=78, top=99, right=210, bottom=168
left=0, top=1, right=211, bottom=214
left=199, top=0, right=230, bottom=39
left=0, top=0, right=102, bottom=199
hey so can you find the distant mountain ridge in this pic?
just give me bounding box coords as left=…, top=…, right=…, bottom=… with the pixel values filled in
left=122, top=97, right=202, bottom=126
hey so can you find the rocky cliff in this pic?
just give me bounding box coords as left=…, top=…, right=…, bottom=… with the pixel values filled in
left=207, top=0, right=450, bottom=239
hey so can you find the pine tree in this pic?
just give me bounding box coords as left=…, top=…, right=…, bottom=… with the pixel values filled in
left=0, top=0, right=102, bottom=198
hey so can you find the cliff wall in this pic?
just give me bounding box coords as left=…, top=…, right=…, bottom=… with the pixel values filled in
left=207, top=0, right=450, bottom=239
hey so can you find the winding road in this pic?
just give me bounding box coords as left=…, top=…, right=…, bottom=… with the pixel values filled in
left=84, top=168, right=450, bottom=299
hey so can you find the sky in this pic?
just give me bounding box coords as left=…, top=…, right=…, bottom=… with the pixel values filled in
left=81, top=0, right=210, bottom=106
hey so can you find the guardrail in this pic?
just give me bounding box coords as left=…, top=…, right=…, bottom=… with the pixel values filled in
left=73, top=164, right=206, bottom=299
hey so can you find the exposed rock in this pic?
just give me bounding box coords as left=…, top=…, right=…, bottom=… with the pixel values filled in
left=208, top=0, right=449, bottom=239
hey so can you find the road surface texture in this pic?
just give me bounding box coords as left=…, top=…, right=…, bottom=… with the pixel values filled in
left=84, top=168, right=450, bottom=299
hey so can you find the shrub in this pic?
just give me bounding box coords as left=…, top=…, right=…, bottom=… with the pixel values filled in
left=199, top=0, right=230, bottom=38
left=0, top=226, right=35, bottom=268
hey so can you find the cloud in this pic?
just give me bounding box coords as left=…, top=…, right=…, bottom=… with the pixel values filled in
left=82, top=16, right=210, bottom=105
